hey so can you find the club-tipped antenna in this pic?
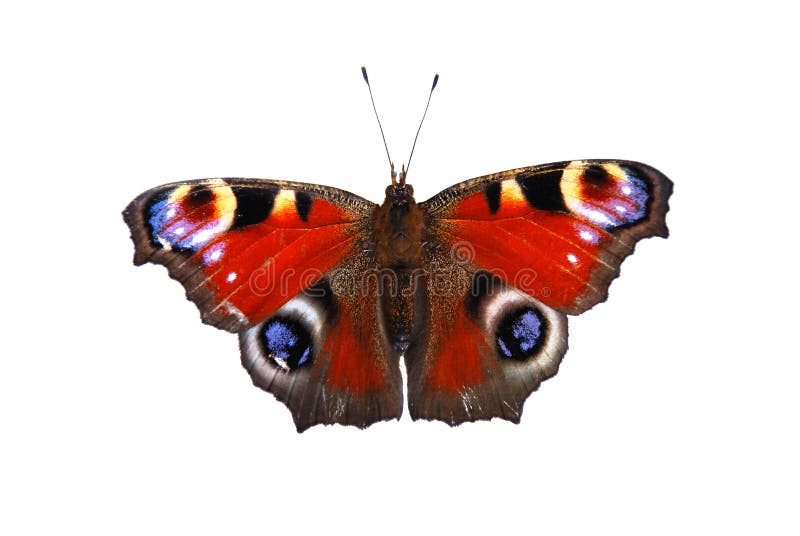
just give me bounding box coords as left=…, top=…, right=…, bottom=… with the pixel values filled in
left=402, top=73, right=439, bottom=184
left=361, top=66, right=396, bottom=183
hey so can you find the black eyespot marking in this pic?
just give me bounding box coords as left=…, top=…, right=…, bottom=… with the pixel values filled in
left=260, top=317, right=314, bottom=371
left=303, top=278, right=337, bottom=316
left=464, top=271, right=498, bottom=317
left=484, top=183, right=502, bottom=214
left=496, top=307, right=547, bottom=361
left=621, top=165, right=639, bottom=180
left=515, top=170, right=568, bottom=212
left=231, top=186, right=277, bottom=229
left=582, top=164, right=610, bottom=187
left=186, top=185, right=214, bottom=207
left=295, top=191, right=313, bottom=222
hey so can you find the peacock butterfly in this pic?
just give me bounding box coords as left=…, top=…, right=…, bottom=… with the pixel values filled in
left=123, top=69, right=672, bottom=431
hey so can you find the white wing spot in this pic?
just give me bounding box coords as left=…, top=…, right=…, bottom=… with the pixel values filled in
left=579, top=230, right=597, bottom=243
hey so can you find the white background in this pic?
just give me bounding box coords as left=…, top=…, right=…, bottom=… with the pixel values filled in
left=2, top=1, right=798, bottom=534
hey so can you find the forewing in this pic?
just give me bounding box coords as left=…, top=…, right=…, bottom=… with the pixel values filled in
left=123, top=178, right=373, bottom=332
left=421, top=160, right=672, bottom=315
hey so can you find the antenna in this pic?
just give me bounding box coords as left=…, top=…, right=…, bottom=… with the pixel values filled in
left=361, top=67, right=396, bottom=184
left=401, top=73, right=439, bottom=184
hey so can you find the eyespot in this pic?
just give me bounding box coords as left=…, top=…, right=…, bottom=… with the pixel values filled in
left=495, top=307, right=546, bottom=361
left=560, top=161, right=650, bottom=230
left=240, top=280, right=334, bottom=378
left=260, top=318, right=313, bottom=371
left=146, top=181, right=236, bottom=251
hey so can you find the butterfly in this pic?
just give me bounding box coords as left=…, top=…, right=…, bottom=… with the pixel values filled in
left=123, top=69, right=672, bottom=432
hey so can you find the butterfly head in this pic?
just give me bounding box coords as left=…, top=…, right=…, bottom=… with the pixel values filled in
left=361, top=67, right=435, bottom=207
left=385, top=163, right=415, bottom=204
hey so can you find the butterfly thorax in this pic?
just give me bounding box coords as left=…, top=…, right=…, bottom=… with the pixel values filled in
left=374, top=183, right=423, bottom=268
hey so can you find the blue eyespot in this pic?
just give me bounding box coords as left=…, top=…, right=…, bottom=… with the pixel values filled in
left=611, top=171, right=648, bottom=227
left=496, top=308, right=545, bottom=361
left=145, top=185, right=231, bottom=252
left=261, top=318, right=313, bottom=371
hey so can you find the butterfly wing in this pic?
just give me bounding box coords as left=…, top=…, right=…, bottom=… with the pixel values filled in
left=422, top=160, right=672, bottom=314
left=406, top=160, right=672, bottom=424
left=238, top=265, right=404, bottom=431
left=405, top=265, right=569, bottom=425
left=123, top=179, right=403, bottom=430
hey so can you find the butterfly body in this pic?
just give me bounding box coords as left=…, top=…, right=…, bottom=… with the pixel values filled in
left=372, top=184, right=426, bottom=351
left=124, top=159, right=671, bottom=431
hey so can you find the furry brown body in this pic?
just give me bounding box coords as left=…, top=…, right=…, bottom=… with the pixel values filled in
left=372, top=184, right=426, bottom=353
